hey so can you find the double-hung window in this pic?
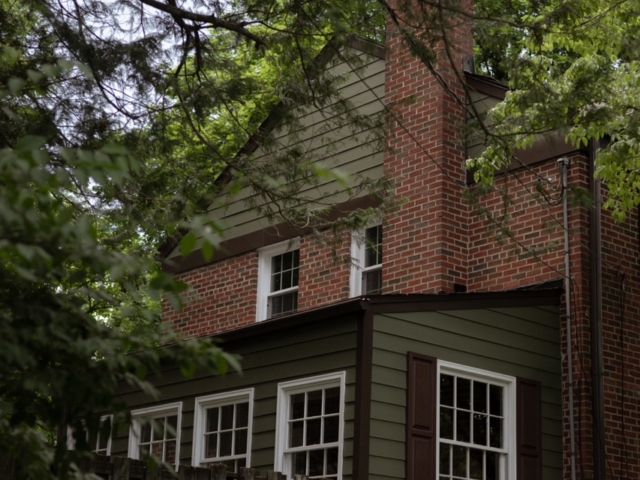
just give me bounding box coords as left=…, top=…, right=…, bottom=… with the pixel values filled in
left=257, top=239, right=300, bottom=321
left=350, top=225, right=382, bottom=296
left=128, top=402, right=182, bottom=469
left=274, top=372, right=345, bottom=479
left=192, top=389, right=254, bottom=472
left=437, top=362, right=516, bottom=480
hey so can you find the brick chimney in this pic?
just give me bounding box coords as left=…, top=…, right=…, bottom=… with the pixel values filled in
left=383, top=0, right=473, bottom=294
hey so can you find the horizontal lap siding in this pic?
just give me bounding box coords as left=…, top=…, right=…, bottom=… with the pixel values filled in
left=370, top=306, right=562, bottom=480
left=167, top=55, right=385, bottom=259
left=112, top=316, right=359, bottom=478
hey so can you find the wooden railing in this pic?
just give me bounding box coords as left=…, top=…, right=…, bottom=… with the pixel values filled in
left=80, top=455, right=303, bottom=480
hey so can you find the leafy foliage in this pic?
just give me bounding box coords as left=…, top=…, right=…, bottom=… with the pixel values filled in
left=468, top=0, right=640, bottom=220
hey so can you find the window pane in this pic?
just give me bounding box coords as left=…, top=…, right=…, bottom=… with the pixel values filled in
left=220, top=431, right=233, bottom=457
left=452, top=446, right=467, bottom=478
left=439, top=444, right=450, bottom=474
left=205, top=433, right=218, bottom=458
left=272, top=255, right=282, bottom=273
left=282, top=268, right=292, bottom=289
left=489, top=385, right=503, bottom=416
left=293, top=266, right=299, bottom=287
left=291, top=393, right=305, bottom=419
left=154, top=418, right=165, bottom=439
left=220, top=405, right=234, bottom=430
left=473, top=382, right=487, bottom=413
left=294, top=451, right=307, bottom=475
left=365, top=226, right=382, bottom=267
left=166, top=415, right=177, bottom=439
left=308, top=390, right=322, bottom=417
left=236, top=402, right=249, bottom=428
left=271, top=272, right=281, bottom=292
left=470, top=449, right=483, bottom=480
left=324, top=416, right=339, bottom=443
left=363, top=270, right=381, bottom=294
left=473, top=414, right=487, bottom=445
left=457, top=378, right=471, bottom=410
left=283, top=251, right=293, bottom=270
left=207, top=407, right=219, bottom=433
left=440, top=407, right=453, bottom=439
left=235, top=428, right=248, bottom=455
left=326, top=447, right=338, bottom=475
left=309, top=449, right=324, bottom=477
left=152, top=441, right=163, bottom=459
left=291, top=420, right=304, bottom=447
left=306, top=418, right=322, bottom=445
left=325, top=387, right=340, bottom=414
left=456, top=410, right=470, bottom=443
left=140, top=424, right=151, bottom=443
left=139, top=445, right=149, bottom=459
left=440, top=375, right=454, bottom=407
left=486, top=452, right=498, bottom=480
left=489, top=417, right=502, bottom=448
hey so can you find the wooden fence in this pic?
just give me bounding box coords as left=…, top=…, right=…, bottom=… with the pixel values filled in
left=80, top=455, right=304, bottom=480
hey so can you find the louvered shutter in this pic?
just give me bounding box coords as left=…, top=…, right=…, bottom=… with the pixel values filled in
left=517, top=378, right=542, bottom=480
left=406, top=352, right=437, bottom=480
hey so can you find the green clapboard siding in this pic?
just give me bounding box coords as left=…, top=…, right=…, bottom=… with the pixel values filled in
left=111, top=315, right=359, bottom=479
left=369, top=306, right=562, bottom=480
left=167, top=52, right=385, bottom=259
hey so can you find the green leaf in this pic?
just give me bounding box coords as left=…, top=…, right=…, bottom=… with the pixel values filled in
left=7, top=77, right=25, bottom=95
left=180, top=232, right=197, bottom=257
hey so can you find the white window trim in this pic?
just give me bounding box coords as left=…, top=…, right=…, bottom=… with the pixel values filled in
left=350, top=224, right=381, bottom=297
left=128, top=402, right=182, bottom=470
left=274, top=371, right=346, bottom=479
left=436, top=361, right=517, bottom=480
left=66, top=414, right=112, bottom=455
left=256, top=238, right=300, bottom=322
left=191, top=388, right=254, bottom=468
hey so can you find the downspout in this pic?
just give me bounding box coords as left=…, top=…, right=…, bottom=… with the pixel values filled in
left=589, top=139, right=606, bottom=479
left=559, top=156, right=577, bottom=480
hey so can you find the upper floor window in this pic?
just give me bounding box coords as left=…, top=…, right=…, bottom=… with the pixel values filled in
left=350, top=225, right=382, bottom=296
left=274, top=372, right=345, bottom=480
left=257, top=239, right=300, bottom=321
left=128, top=402, right=182, bottom=470
left=192, top=389, right=254, bottom=472
left=437, top=362, right=515, bottom=480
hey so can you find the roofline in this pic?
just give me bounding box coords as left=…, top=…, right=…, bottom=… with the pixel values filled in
left=215, top=287, right=562, bottom=344
left=157, top=36, right=384, bottom=261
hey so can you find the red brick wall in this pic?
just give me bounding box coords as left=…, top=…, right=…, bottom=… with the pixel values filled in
left=383, top=0, right=472, bottom=294
left=164, top=231, right=353, bottom=337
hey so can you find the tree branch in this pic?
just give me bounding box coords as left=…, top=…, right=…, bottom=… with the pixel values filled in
left=138, top=0, right=267, bottom=47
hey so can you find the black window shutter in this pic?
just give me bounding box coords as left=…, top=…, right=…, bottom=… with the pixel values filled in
left=406, top=352, right=437, bottom=480
left=517, top=377, right=542, bottom=480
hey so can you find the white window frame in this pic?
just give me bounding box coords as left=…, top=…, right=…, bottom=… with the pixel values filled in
left=350, top=224, right=382, bottom=297
left=66, top=414, right=112, bottom=455
left=274, top=371, right=346, bottom=480
left=257, top=238, right=300, bottom=321
left=191, top=389, right=254, bottom=469
left=436, top=361, right=517, bottom=480
left=128, top=402, right=182, bottom=470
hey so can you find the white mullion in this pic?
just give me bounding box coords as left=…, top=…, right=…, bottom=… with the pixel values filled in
left=303, top=392, right=308, bottom=447
left=469, top=380, right=474, bottom=447
left=453, top=376, right=458, bottom=442
left=217, top=406, right=223, bottom=457
left=231, top=404, right=237, bottom=456
left=441, top=439, right=507, bottom=455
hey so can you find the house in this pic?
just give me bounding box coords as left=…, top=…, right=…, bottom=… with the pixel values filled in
left=107, top=2, right=640, bottom=480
